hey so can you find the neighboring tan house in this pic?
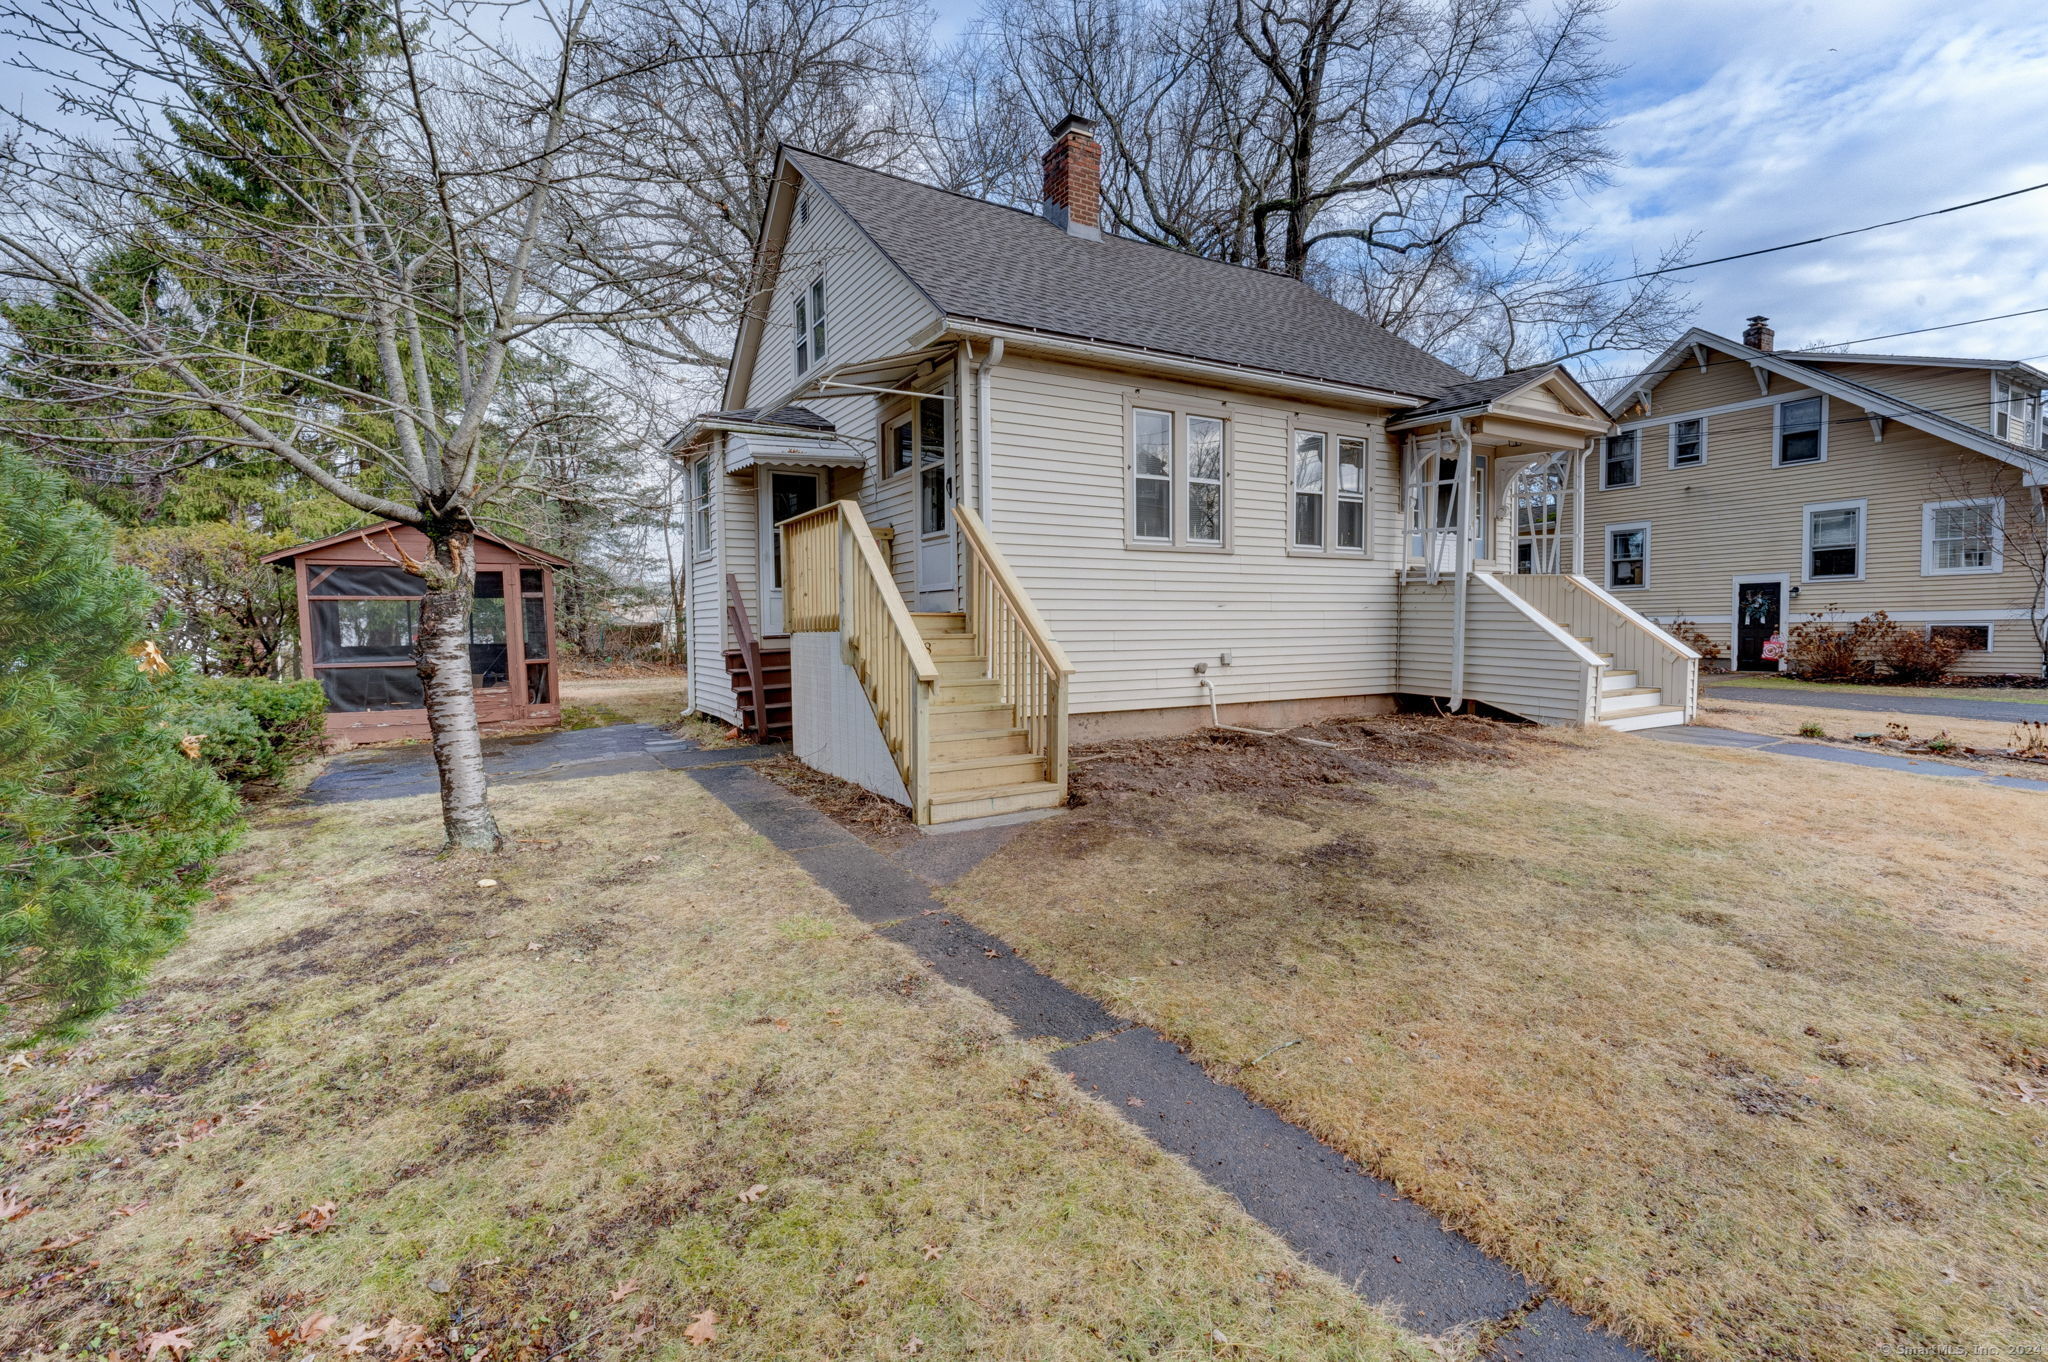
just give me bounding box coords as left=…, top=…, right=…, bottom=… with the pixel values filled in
left=671, top=117, right=1699, bottom=825
left=1591, top=318, right=2048, bottom=675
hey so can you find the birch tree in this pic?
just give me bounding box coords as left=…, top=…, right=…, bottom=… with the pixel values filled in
left=0, top=0, right=724, bottom=848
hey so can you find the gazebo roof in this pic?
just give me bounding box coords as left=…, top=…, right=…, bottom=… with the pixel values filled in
left=260, top=520, right=572, bottom=567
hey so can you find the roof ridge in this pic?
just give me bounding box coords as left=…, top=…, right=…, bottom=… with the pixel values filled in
left=779, top=144, right=1360, bottom=301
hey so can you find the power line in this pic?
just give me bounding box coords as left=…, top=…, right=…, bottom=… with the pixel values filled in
left=1596, top=180, right=2048, bottom=287
left=1570, top=305, right=2048, bottom=385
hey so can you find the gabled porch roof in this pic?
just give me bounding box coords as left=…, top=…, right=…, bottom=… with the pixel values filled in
left=1386, top=363, right=1612, bottom=449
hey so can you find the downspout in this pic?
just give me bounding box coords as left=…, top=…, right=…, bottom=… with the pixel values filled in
left=976, top=338, right=1003, bottom=518
left=1449, top=414, right=1474, bottom=712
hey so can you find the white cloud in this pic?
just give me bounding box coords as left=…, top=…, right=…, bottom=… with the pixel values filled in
left=1569, top=0, right=2048, bottom=377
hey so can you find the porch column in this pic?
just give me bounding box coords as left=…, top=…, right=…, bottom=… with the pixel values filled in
left=1449, top=414, right=1474, bottom=710
left=1572, top=439, right=1592, bottom=576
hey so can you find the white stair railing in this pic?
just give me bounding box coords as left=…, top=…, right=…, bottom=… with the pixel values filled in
left=781, top=500, right=940, bottom=820
left=955, top=506, right=1075, bottom=792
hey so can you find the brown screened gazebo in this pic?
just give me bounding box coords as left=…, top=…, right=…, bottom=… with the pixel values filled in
left=263, top=522, right=570, bottom=744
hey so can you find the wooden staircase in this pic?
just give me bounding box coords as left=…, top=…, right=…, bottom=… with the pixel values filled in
left=915, top=612, right=1066, bottom=824
left=1574, top=635, right=1688, bottom=732
left=722, top=641, right=791, bottom=740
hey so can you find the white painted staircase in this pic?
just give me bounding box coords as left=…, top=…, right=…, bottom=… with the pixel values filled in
left=915, top=612, right=1067, bottom=823
left=1578, top=637, right=1688, bottom=732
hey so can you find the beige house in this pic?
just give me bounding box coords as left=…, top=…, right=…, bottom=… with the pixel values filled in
left=1590, top=319, right=2048, bottom=675
left=671, top=118, right=1699, bottom=825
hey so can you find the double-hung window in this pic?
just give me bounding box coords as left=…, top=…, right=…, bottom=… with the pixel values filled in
left=1775, top=396, right=1825, bottom=464
left=1130, top=407, right=1228, bottom=547
left=1291, top=429, right=1370, bottom=552
left=1993, top=379, right=2042, bottom=448
left=690, top=458, right=713, bottom=558
left=1804, top=499, right=1865, bottom=580
left=1670, top=417, right=1705, bottom=467
left=1602, top=430, right=1638, bottom=488
left=793, top=277, right=826, bottom=375
left=1606, top=523, right=1648, bottom=589
left=1922, top=497, right=2003, bottom=575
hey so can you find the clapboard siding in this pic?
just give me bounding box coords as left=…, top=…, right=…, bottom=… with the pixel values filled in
left=985, top=354, right=1406, bottom=716
left=1595, top=342, right=2045, bottom=677
left=1802, top=363, right=1995, bottom=432
left=687, top=461, right=739, bottom=723
left=1396, top=578, right=1597, bottom=725
left=741, top=183, right=940, bottom=412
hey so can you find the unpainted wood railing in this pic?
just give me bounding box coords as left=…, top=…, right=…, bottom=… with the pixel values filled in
left=955, top=505, right=1075, bottom=790
left=779, top=500, right=940, bottom=819
left=724, top=572, right=768, bottom=741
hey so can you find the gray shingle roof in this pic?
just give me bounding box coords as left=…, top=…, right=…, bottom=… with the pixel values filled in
left=703, top=404, right=836, bottom=432
left=1401, top=368, right=1551, bottom=420
left=787, top=149, right=1469, bottom=402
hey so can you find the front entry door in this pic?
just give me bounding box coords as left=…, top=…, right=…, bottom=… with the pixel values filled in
left=1735, top=579, right=1783, bottom=671
left=913, top=395, right=956, bottom=610
left=761, top=469, right=823, bottom=635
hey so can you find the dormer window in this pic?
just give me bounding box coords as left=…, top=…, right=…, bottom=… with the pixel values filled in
left=1994, top=378, right=2041, bottom=448
left=793, top=277, right=825, bottom=375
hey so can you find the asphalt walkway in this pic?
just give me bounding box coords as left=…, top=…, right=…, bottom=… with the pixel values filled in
left=1647, top=723, right=2048, bottom=792
left=302, top=724, right=782, bottom=802
left=1705, top=682, right=2048, bottom=724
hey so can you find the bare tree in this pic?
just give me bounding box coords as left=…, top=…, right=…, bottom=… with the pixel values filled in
left=0, top=0, right=724, bottom=848
left=1930, top=463, right=2048, bottom=678
left=937, top=0, right=1690, bottom=373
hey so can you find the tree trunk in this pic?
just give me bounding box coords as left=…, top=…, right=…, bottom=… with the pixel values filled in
left=417, top=528, right=503, bottom=851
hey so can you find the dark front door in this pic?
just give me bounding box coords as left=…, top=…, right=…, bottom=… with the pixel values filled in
left=1735, top=580, right=1781, bottom=671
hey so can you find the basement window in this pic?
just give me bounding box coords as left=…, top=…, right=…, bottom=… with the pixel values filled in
left=1930, top=623, right=1992, bottom=652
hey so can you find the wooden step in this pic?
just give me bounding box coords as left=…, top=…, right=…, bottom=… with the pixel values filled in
left=1601, top=704, right=1687, bottom=733
left=934, top=678, right=1001, bottom=704
left=1599, top=687, right=1663, bottom=714
left=931, top=701, right=1014, bottom=735
left=913, top=612, right=969, bottom=638
left=926, top=780, right=1065, bottom=824
left=929, top=727, right=1031, bottom=759
left=936, top=657, right=990, bottom=680
left=930, top=752, right=1046, bottom=793
left=925, top=635, right=982, bottom=660
left=1599, top=669, right=1640, bottom=692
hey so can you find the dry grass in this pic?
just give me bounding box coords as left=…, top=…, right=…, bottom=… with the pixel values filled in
left=0, top=770, right=1430, bottom=1361
left=946, top=721, right=2048, bottom=1361
left=555, top=674, right=688, bottom=728
left=1701, top=694, right=2048, bottom=761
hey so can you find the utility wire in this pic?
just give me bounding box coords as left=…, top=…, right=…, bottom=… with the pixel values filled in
left=1570, top=305, right=2048, bottom=385
left=1595, top=180, right=2048, bottom=287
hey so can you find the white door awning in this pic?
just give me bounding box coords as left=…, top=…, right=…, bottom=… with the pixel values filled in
left=725, top=432, right=866, bottom=474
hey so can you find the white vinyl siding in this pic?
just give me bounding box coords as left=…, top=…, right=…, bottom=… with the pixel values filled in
left=1922, top=498, right=2003, bottom=575
left=1606, top=522, right=1649, bottom=589
left=1775, top=396, right=1826, bottom=465
left=1804, top=499, right=1866, bottom=581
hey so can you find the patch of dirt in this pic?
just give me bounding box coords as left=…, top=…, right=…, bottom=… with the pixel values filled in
left=756, top=755, right=916, bottom=847
left=448, top=1081, right=586, bottom=1157
left=1070, top=714, right=1539, bottom=809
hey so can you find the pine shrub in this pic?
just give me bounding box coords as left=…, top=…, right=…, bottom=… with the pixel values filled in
left=0, top=451, right=242, bottom=1039
left=172, top=674, right=328, bottom=781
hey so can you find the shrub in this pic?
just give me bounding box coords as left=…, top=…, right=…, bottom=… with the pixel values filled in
left=1798, top=721, right=1827, bottom=738
left=0, top=450, right=242, bottom=1040
left=1786, top=610, right=1964, bottom=685
left=1873, top=628, right=1963, bottom=685
left=171, top=674, right=328, bottom=781
left=1663, top=619, right=1725, bottom=670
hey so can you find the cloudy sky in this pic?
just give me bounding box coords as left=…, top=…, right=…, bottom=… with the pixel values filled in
left=934, top=0, right=2048, bottom=375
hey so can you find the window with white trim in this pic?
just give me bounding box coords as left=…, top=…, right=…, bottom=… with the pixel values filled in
left=1993, top=378, right=2042, bottom=448
left=1130, top=406, right=1230, bottom=547
left=1670, top=416, right=1705, bottom=467
left=793, top=276, right=825, bottom=375
left=1291, top=428, right=1372, bottom=552
left=1775, top=396, right=1825, bottom=464
left=690, top=457, right=714, bottom=558
left=1804, top=499, right=1865, bottom=580
left=1602, top=430, right=1637, bottom=488
left=1606, top=522, right=1648, bottom=589
left=1930, top=623, right=1992, bottom=651
left=1922, top=497, right=2003, bottom=575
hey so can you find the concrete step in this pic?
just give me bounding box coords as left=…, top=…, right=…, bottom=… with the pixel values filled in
left=926, top=780, right=1065, bottom=824
left=930, top=752, right=1047, bottom=794
left=929, top=727, right=1031, bottom=760
left=1600, top=705, right=1688, bottom=732
left=913, top=612, right=969, bottom=638
left=1599, top=687, right=1664, bottom=714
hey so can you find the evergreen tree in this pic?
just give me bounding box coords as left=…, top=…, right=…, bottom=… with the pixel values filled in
left=0, top=449, right=241, bottom=1040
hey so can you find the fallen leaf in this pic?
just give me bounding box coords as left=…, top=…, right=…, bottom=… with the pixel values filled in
left=0, top=1186, right=33, bottom=1222
left=112, top=1202, right=150, bottom=1218
left=134, top=639, right=172, bottom=676
left=921, top=1243, right=944, bottom=1262
left=736, top=1184, right=767, bottom=1204
left=179, top=734, right=206, bottom=760
left=295, top=1202, right=337, bottom=1233
left=1210, top=1328, right=1229, bottom=1345
left=684, top=1307, right=718, bottom=1347
left=5, top=1051, right=33, bottom=1072
left=901, top=1338, right=924, bottom=1356
left=608, top=1278, right=640, bottom=1304
left=142, top=1326, right=194, bottom=1361
left=525, top=942, right=545, bottom=952
left=378, top=1318, right=428, bottom=1354
left=852, top=1272, right=869, bottom=1287
left=37, top=1229, right=95, bottom=1253
left=294, top=1312, right=337, bottom=1345
left=334, top=1323, right=380, bottom=1356
left=1125, top=1097, right=1144, bottom=1107
left=477, top=879, right=498, bottom=888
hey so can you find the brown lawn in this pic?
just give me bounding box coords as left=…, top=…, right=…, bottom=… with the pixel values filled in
left=943, top=718, right=2048, bottom=1362
left=0, top=768, right=1429, bottom=1361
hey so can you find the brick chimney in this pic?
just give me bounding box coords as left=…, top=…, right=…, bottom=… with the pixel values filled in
left=1743, top=315, right=1775, bottom=352
left=1042, top=114, right=1102, bottom=241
